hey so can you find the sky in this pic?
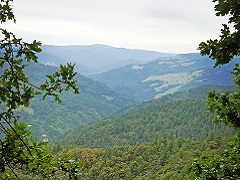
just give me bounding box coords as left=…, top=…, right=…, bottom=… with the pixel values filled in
left=3, top=0, right=227, bottom=53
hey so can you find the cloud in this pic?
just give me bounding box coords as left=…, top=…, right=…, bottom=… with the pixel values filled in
left=7, top=0, right=225, bottom=53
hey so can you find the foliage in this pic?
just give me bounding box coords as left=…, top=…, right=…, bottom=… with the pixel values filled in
left=207, top=64, right=240, bottom=128
left=191, top=0, right=240, bottom=179
left=0, top=122, right=84, bottom=179
left=0, top=0, right=81, bottom=179
left=198, top=0, right=240, bottom=66
left=191, top=133, right=240, bottom=180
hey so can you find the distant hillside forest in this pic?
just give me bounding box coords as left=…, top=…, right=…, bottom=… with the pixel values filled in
left=62, top=85, right=236, bottom=148
left=12, top=63, right=134, bottom=141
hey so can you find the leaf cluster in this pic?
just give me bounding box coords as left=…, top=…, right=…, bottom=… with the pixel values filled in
left=198, top=0, right=240, bottom=66
left=0, top=0, right=15, bottom=23
left=207, top=70, right=240, bottom=128
left=41, top=63, right=79, bottom=104
left=0, top=122, right=84, bottom=179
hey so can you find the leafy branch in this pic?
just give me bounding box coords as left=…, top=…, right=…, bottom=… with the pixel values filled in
left=0, top=0, right=81, bottom=179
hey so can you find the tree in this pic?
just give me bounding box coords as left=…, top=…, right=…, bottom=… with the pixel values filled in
left=198, top=0, right=240, bottom=67
left=191, top=0, right=240, bottom=179
left=198, top=0, right=240, bottom=129
left=0, top=0, right=82, bottom=179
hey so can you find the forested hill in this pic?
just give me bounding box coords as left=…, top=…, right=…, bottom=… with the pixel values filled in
left=91, top=54, right=237, bottom=102
left=16, top=63, right=135, bottom=141
left=62, top=85, right=236, bottom=148
left=55, top=132, right=234, bottom=179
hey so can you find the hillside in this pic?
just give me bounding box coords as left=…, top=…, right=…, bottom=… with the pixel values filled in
left=62, top=85, right=236, bottom=148
left=91, top=54, right=237, bottom=101
left=55, top=132, right=234, bottom=180
left=15, top=63, right=134, bottom=141
left=38, top=44, right=174, bottom=74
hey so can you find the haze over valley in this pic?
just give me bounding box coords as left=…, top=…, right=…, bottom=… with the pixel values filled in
left=16, top=46, right=237, bottom=178
left=16, top=44, right=236, bottom=143
left=1, top=0, right=239, bottom=178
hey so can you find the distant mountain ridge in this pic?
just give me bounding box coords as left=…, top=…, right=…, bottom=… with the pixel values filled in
left=90, top=53, right=237, bottom=101
left=37, top=44, right=174, bottom=74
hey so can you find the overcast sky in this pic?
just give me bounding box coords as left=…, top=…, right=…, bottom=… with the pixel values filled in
left=3, top=0, right=226, bottom=53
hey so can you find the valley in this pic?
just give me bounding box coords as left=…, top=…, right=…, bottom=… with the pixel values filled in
left=18, top=45, right=237, bottom=143
left=91, top=53, right=237, bottom=101
left=16, top=62, right=134, bottom=141
left=2, top=45, right=238, bottom=179
left=62, top=87, right=236, bottom=148
left=1, top=0, right=239, bottom=178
